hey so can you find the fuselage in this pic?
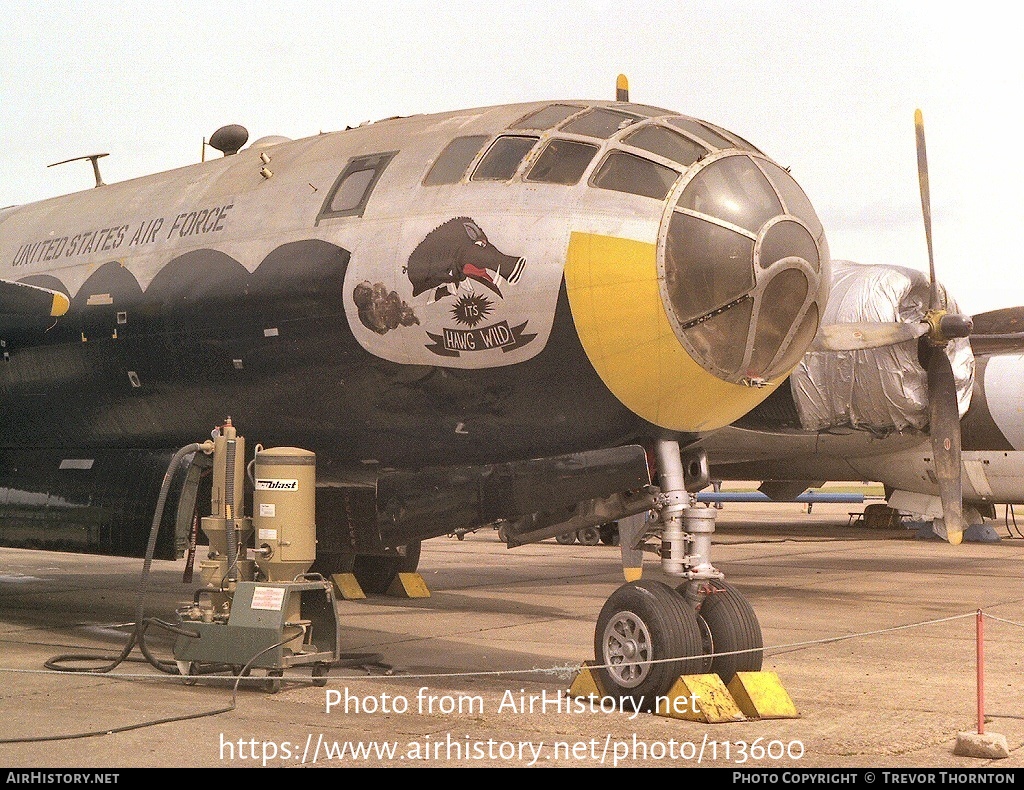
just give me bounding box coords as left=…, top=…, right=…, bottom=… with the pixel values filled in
left=0, top=100, right=829, bottom=479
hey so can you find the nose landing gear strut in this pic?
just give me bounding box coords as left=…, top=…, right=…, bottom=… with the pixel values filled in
left=593, top=440, right=763, bottom=709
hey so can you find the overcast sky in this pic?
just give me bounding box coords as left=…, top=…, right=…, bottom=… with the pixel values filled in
left=2, top=1, right=1019, bottom=315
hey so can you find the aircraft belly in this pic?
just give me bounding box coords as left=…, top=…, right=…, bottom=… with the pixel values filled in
left=961, top=452, right=1024, bottom=504
left=0, top=447, right=198, bottom=559
left=700, top=425, right=818, bottom=465
left=845, top=446, right=1024, bottom=505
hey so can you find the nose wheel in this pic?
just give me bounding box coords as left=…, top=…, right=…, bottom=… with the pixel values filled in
left=594, top=580, right=705, bottom=709
left=688, top=579, right=763, bottom=684
left=594, top=579, right=763, bottom=706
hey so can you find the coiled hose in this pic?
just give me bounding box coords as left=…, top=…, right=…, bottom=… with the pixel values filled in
left=46, top=441, right=213, bottom=674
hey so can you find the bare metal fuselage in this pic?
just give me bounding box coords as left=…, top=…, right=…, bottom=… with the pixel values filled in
left=0, top=99, right=829, bottom=557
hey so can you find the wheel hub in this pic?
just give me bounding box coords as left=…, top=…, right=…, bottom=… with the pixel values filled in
left=602, top=612, right=652, bottom=688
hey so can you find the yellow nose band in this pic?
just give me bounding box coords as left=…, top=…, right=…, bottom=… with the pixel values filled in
left=564, top=231, right=782, bottom=432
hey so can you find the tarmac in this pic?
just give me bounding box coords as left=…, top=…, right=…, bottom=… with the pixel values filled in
left=2, top=501, right=1024, bottom=769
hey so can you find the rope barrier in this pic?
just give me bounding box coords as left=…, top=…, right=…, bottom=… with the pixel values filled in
left=0, top=607, right=1015, bottom=683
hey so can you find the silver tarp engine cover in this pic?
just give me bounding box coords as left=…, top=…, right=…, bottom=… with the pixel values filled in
left=791, top=260, right=974, bottom=433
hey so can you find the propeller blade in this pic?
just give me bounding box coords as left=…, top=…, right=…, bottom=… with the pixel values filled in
left=967, top=332, right=1024, bottom=355
left=811, top=321, right=929, bottom=352
left=927, top=348, right=965, bottom=544
left=971, top=305, right=1024, bottom=335
left=967, top=306, right=1024, bottom=354
left=0, top=279, right=70, bottom=318
left=915, top=109, right=939, bottom=311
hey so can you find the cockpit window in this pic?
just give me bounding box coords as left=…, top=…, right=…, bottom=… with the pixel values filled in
left=317, top=151, right=396, bottom=223
left=681, top=297, right=754, bottom=378
left=560, top=108, right=643, bottom=139
left=677, top=155, right=782, bottom=234
left=746, top=267, right=810, bottom=376
left=665, top=212, right=756, bottom=325
left=623, top=104, right=677, bottom=118
left=590, top=151, right=679, bottom=200
left=510, top=104, right=582, bottom=130
left=667, top=117, right=738, bottom=150
left=525, top=139, right=599, bottom=185
left=621, top=125, right=708, bottom=168
left=423, top=135, right=489, bottom=185
left=471, top=135, right=539, bottom=181
left=756, top=160, right=823, bottom=240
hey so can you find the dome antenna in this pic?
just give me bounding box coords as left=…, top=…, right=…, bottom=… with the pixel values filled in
left=204, top=125, right=249, bottom=160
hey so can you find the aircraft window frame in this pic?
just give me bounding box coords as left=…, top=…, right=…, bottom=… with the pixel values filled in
left=701, top=120, right=763, bottom=154
left=620, top=103, right=677, bottom=118
left=422, top=135, right=490, bottom=186
left=754, top=159, right=823, bottom=240
left=524, top=138, right=600, bottom=186
left=317, top=151, right=397, bottom=223
left=620, top=124, right=709, bottom=169
left=666, top=117, right=738, bottom=151
left=471, top=135, right=540, bottom=182
left=510, top=104, right=586, bottom=131
left=589, top=150, right=681, bottom=201
left=664, top=211, right=757, bottom=326
left=559, top=108, right=644, bottom=139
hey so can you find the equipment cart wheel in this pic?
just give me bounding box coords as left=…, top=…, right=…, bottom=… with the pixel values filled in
left=264, top=669, right=284, bottom=694
left=311, top=663, right=330, bottom=687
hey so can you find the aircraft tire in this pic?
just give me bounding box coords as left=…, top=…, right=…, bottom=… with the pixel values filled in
left=599, top=523, right=620, bottom=546
left=690, top=579, right=763, bottom=685
left=308, top=551, right=352, bottom=578
left=555, top=532, right=576, bottom=544
left=577, top=526, right=601, bottom=545
left=594, top=580, right=704, bottom=711
left=352, top=541, right=422, bottom=595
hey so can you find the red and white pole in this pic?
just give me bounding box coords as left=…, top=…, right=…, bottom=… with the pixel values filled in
left=976, top=609, right=985, bottom=735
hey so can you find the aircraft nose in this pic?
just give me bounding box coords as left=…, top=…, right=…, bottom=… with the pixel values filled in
left=659, top=152, right=829, bottom=385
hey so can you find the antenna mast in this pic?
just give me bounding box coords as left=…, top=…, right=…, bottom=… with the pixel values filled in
left=47, top=153, right=109, bottom=188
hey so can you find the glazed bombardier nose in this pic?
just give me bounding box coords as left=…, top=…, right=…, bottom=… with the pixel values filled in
left=563, top=112, right=830, bottom=432
left=659, top=152, right=829, bottom=384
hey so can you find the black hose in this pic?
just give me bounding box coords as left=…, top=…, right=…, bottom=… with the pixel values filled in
left=46, top=442, right=209, bottom=674
left=45, top=438, right=390, bottom=679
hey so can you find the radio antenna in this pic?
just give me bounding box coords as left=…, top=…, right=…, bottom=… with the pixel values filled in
left=47, top=153, right=109, bottom=188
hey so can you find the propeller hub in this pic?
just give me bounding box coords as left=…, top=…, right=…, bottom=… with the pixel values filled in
left=925, top=309, right=973, bottom=345
left=938, top=313, right=974, bottom=340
